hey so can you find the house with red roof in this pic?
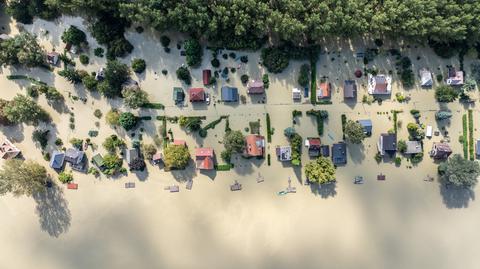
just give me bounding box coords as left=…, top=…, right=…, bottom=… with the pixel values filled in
left=173, top=139, right=187, bottom=147
left=317, top=82, right=331, bottom=100
left=189, top=88, right=205, bottom=102
left=195, top=148, right=214, bottom=170
left=0, top=139, right=21, bottom=159
left=304, top=137, right=321, bottom=157
left=244, top=135, right=265, bottom=158
left=368, top=74, right=392, bottom=95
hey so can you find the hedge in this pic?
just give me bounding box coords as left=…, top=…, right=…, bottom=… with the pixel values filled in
left=139, top=116, right=152, bottom=120
left=141, top=102, right=165, bottom=109
left=266, top=113, right=272, bottom=143
left=462, top=114, right=468, bottom=159
left=215, top=164, right=232, bottom=171
left=341, top=114, right=347, bottom=140
left=310, top=57, right=317, bottom=104
left=468, top=109, right=474, bottom=160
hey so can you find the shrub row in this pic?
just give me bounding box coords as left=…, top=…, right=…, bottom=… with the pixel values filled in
left=468, top=109, right=474, bottom=160
left=462, top=114, right=468, bottom=159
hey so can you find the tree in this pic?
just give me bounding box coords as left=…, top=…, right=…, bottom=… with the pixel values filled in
left=224, top=130, right=245, bottom=153
left=142, top=143, right=157, bottom=160
left=0, top=32, right=44, bottom=67
left=3, top=94, right=50, bottom=124
left=32, top=129, right=49, bottom=149
left=82, top=75, right=98, bottom=91
left=261, top=47, right=289, bottom=73
left=284, top=127, right=296, bottom=138
left=118, top=112, right=137, bottom=130
left=163, top=144, right=190, bottom=169
left=131, top=58, right=146, bottom=73
left=397, top=140, right=407, bottom=153
left=103, top=154, right=123, bottom=176
left=344, top=120, right=366, bottom=144
left=298, top=64, right=310, bottom=87
left=100, top=60, right=130, bottom=97
left=79, top=54, right=89, bottom=65
left=69, top=138, right=83, bottom=149
left=462, top=79, right=476, bottom=92
left=435, top=111, right=453, bottom=120
left=304, top=157, right=336, bottom=184
left=58, top=68, right=82, bottom=84
left=179, top=116, right=202, bottom=132
left=435, top=85, right=458, bottom=102
left=160, top=35, right=171, bottom=47
left=0, top=99, right=13, bottom=125
left=121, top=87, right=148, bottom=109
left=102, top=134, right=125, bottom=152
left=105, top=109, right=120, bottom=125
left=438, top=154, right=480, bottom=189
left=43, top=86, right=63, bottom=102
left=184, top=38, right=202, bottom=67
left=61, top=25, right=87, bottom=46
left=0, top=159, right=49, bottom=197
left=58, top=171, right=74, bottom=183
left=176, top=66, right=191, bottom=84
left=6, top=0, right=59, bottom=24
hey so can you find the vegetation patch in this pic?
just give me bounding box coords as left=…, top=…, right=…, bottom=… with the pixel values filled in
left=266, top=113, right=272, bottom=143
left=306, top=110, right=328, bottom=136
left=468, top=110, right=474, bottom=160
left=141, top=102, right=165, bottom=109
left=462, top=114, right=468, bottom=159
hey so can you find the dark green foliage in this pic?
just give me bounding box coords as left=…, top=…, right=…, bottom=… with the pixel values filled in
left=79, top=54, right=89, bottom=65
left=82, top=75, right=98, bottom=91
left=140, top=103, right=164, bottom=109
left=131, top=58, right=146, bottom=73
left=118, top=112, right=138, bottom=131
left=90, top=11, right=132, bottom=59
left=261, top=47, right=289, bottom=73
left=468, top=110, right=474, bottom=160
left=211, top=58, right=220, bottom=68
left=129, top=158, right=146, bottom=171
left=3, top=94, right=50, bottom=124
left=240, top=74, right=249, bottom=84
left=58, top=69, right=82, bottom=84
left=306, top=110, right=328, bottom=136
left=435, top=85, right=458, bottom=102
left=176, top=66, right=191, bottom=84
left=0, top=32, right=44, bottom=68
left=32, top=129, right=49, bottom=149
left=240, top=56, right=248, bottom=63
left=262, top=74, right=269, bottom=89
left=266, top=113, right=272, bottom=143
left=94, top=47, right=104, bottom=57
left=184, top=39, right=203, bottom=67
left=224, top=130, right=245, bottom=153
left=438, top=154, right=480, bottom=189
left=298, top=64, right=310, bottom=87
left=160, top=35, right=171, bottom=47
left=6, top=0, right=59, bottom=24
left=61, top=26, right=87, bottom=46
left=99, top=60, right=130, bottom=97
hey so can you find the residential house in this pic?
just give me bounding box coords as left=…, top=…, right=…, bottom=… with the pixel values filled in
left=305, top=137, right=321, bottom=157
left=203, top=69, right=212, bottom=85
left=64, top=148, right=86, bottom=171
left=50, top=151, right=65, bottom=170
left=276, top=146, right=292, bottom=162
left=292, top=88, right=302, bottom=101
left=332, top=142, right=347, bottom=165
left=47, top=51, right=59, bottom=65
left=0, top=139, right=21, bottom=159
left=317, top=82, right=331, bottom=100
left=430, top=143, right=452, bottom=159
left=247, top=80, right=264, bottom=94
left=378, top=133, right=397, bottom=156
left=358, top=119, right=373, bottom=136
left=189, top=88, right=206, bottom=102
left=446, top=67, right=464, bottom=86
left=173, top=87, right=185, bottom=104
left=368, top=74, right=392, bottom=95
left=221, top=86, right=239, bottom=102
left=244, top=134, right=265, bottom=158
left=126, top=148, right=139, bottom=166
left=195, top=148, right=214, bottom=170
left=343, top=80, right=357, bottom=99
left=405, top=141, right=422, bottom=155
left=92, top=153, right=105, bottom=170
left=419, top=68, right=433, bottom=87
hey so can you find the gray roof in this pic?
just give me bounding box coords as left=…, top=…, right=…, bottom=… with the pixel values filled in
left=221, top=86, right=239, bottom=102
left=405, top=141, right=422, bottom=154
left=126, top=148, right=139, bottom=164
left=358, top=119, right=372, bottom=133
left=332, top=143, right=347, bottom=165
left=477, top=140, right=480, bottom=156
left=50, top=151, right=65, bottom=169
left=382, top=133, right=397, bottom=152
left=344, top=80, right=357, bottom=98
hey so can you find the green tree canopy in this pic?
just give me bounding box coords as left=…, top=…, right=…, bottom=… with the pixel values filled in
left=224, top=130, right=245, bottom=153
left=99, top=60, right=130, bottom=97
left=0, top=159, right=49, bottom=197
left=435, top=85, right=458, bottom=102
left=164, top=144, right=190, bottom=169
left=3, top=94, right=50, bottom=124
left=131, top=58, right=146, bottom=73
left=0, top=32, right=44, bottom=67
left=118, top=112, right=137, bottom=130
left=304, top=157, right=336, bottom=184
left=344, top=120, right=366, bottom=144
left=438, top=154, right=480, bottom=189
left=121, top=87, right=148, bottom=109
left=61, top=25, right=87, bottom=45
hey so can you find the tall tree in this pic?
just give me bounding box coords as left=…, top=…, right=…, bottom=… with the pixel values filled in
left=304, top=157, right=336, bottom=184
left=438, top=154, right=480, bottom=189
left=0, top=159, right=49, bottom=197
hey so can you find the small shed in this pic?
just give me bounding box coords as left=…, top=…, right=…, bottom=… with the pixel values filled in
left=126, top=148, right=139, bottom=165
left=276, top=146, right=292, bottom=161
left=292, top=88, right=302, bottom=101
left=405, top=141, right=422, bottom=155
left=92, top=153, right=105, bottom=169
left=419, top=68, right=433, bottom=87
left=247, top=80, right=264, bottom=94
left=221, top=86, right=239, bottom=102
left=203, top=69, right=212, bottom=85
left=358, top=119, right=373, bottom=135
left=173, top=87, right=185, bottom=104
left=343, top=80, right=357, bottom=99
left=0, top=139, right=21, bottom=159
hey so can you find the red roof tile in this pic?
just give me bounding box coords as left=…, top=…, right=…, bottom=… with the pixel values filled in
left=189, top=88, right=205, bottom=102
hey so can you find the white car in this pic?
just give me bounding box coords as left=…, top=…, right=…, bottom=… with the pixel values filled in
left=205, top=94, right=210, bottom=105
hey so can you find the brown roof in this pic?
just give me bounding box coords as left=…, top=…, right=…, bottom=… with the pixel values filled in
left=247, top=81, right=264, bottom=94
left=245, top=135, right=265, bottom=157
left=195, top=148, right=214, bottom=170
left=374, top=76, right=388, bottom=93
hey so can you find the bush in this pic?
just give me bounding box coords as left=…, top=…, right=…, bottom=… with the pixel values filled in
left=184, top=39, right=203, bottom=67
left=176, top=66, right=191, bottom=84
left=240, top=56, right=248, bottom=63
left=103, top=134, right=125, bottom=152
left=58, top=69, right=82, bottom=84
left=142, top=144, right=157, bottom=160
left=394, top=157, right=402, bottom=166
left=122, top=88, right=149, bottom=109
left=58, top=171, right=74, bottom=184
left=160, top=35, right=171, bottom=47
left=118, top=112, right=138, bottom=130
left=436, top=74, right=443, bottom=82
left=94, top=47, right=104, bottom=57
left=221, top=150, right=231, bottom=163
left=55, top=138, right=63, bottom=146
left=61, top=26, right=87, bottom=46
left=82, top=75, right=97, bottom=91
left=241, top=74, right=249, bottom=84
left=261, top=47, right=289, bottom=73
left=262, top=74, right=269, bottom=89
left=69, top=138, right=83, bottom=149
left=26, top=86, right=39, bottom=98
left=94, top=109, right=102, bottom=118
left=131, top=58, right=146, bottom=73
left=375, top=152, right=382, bottom=163
left=298, top=64, right=310, bottom=87
left=106, top=109, right=120, bottom=125
left=79, top=54, right=89, bottom=65
left=211, top=58, right=220, bottom=68
left=32, top=129, right=49, bottom=149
